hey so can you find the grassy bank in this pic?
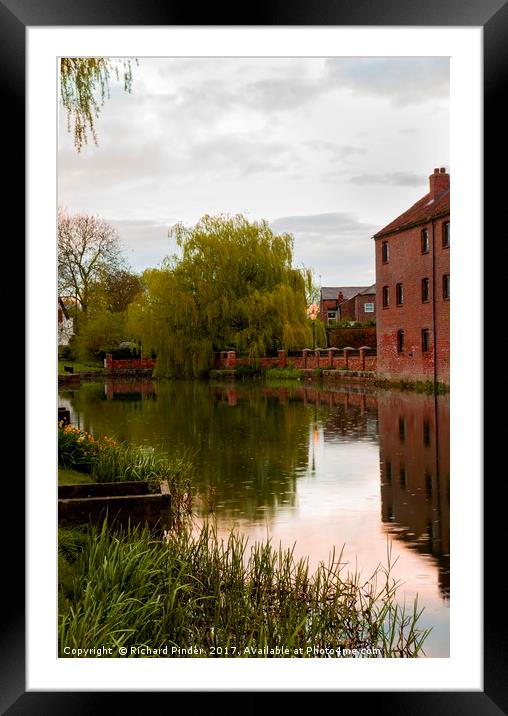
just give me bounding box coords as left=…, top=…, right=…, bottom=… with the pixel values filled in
left=59, top=520, right=430, bottom=658
left=58, top=466, right=92, bottom=485
left=58, top=358, right=103, bottom=375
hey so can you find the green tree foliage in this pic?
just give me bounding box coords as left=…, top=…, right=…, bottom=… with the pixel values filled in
left=128, top=215, right=313, bottom=377
left=73, top=310, right=127, bottom=362
left=60, top=58, right=135, bottom=152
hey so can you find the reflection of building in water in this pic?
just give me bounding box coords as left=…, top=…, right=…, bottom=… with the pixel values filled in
left=104, top=381, right=157, bottom=401
left=318, top=390, right=378, bottom=443
left=378, top=391, right=450, bottom=599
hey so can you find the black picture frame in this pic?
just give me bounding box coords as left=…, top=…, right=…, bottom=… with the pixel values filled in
left=4, top=0, right=494, bottom=710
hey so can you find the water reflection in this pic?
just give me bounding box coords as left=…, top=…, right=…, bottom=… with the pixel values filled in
left=378, top=392, right=450, bottom=600
left=59, top=378, right=450, bottom=655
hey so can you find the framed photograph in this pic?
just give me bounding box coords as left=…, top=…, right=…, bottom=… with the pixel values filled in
left=5, top=0, right=494, bottom=709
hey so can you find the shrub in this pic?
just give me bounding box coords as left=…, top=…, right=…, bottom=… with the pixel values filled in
left=58, top=343, right=76, bottom=361
left=235, top=364, right=266, bottom=379
left=58, top=423, right=116, bottom=472
left=326, top=326, right=376, bottom=349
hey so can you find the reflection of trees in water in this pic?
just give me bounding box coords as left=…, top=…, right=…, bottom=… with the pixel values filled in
left=61, top=380, right=316, bottom=521
left=377, top=391, right=450, bottom=600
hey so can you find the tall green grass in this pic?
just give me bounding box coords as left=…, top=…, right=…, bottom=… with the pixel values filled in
left=59, top=520, right=430, bottom=658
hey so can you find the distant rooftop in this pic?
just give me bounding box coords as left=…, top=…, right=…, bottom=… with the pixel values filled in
left=359, top=284, right=376, bottom=295
left=320, top=286, right=371, bottom=302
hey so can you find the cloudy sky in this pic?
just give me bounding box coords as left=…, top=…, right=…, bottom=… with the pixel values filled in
left=58, top=57, right=449, bottom=287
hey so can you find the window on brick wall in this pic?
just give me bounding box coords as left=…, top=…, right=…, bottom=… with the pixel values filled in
left=382, top=241, right=389, bottom=263
left=421, top=228, right=430, bottom=254
left=327, top=311, right=337, bottom=324
left=421, top=328, right=431, bottom=353
left=421, top=277, right=430, bottom=302
left=396, top=283, right=404, bottom=305
left=397, top=329, right=405, bottom=353
left=382, top=286, right=389, bottom=308
left=442, top=221, right=450, bottom=248
left=364, top=302, right=374, bottom=313
left=443, top=273, right=450, bottom=300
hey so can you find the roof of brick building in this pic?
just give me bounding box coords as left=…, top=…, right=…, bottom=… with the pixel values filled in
left=359, top=284, right=376, bottom=295
left=373, top=187, right=450, bottom=239
left=320, top=286, right=369, bottom=302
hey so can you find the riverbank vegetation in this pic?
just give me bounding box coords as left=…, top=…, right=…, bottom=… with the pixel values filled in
left=58, top=466, right=93, bottom=485
left=59, top=520, right=430, bottom=658
left=264, top=366, right=302, bottom=380
left=58, top=423, right=193, bottom=517
left=373, top=379, right=449, bottom=394
left=58, top=357, right=104, bottom=374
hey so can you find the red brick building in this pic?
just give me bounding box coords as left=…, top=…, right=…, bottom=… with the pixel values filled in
left=374, top=168, right=450, bottom=384
left=320, top=285, right=376, bottom=324
left=339, top=284, right=376, bottom=323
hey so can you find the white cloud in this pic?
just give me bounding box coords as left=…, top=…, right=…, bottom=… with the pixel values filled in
left=271, top=213, right=377, bottom=285
left=349, top=172, right=427, bottom=188
left=325, top=57, right=449, bottom=106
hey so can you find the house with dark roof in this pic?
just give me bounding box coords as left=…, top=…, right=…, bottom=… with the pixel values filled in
left=339, top=284, right=376, bottom=323
left=320, top=285, right=376, bottom=324
left=374, top=167, right=450, bottom=384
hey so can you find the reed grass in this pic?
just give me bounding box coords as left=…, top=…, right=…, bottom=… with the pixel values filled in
left=59, top=520, right=430, bottom=658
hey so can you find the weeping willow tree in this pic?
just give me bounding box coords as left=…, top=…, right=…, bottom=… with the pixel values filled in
left=128, top=215, right=316, bottom=377
left=60, top=58, right=135, bottom=152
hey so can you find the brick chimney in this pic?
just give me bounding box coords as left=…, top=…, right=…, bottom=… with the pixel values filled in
left=429, top=167, right=449, bottom=199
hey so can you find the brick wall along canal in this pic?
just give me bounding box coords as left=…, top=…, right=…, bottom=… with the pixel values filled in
left=59, top=379, right=450, bottom=656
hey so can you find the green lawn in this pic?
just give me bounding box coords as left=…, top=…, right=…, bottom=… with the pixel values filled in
left=58, top=466, right=94, bottom=485
left=58, top=359, right=104, bottom=374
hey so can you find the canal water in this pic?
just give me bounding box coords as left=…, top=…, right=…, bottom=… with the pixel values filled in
left=59, top=379, right=450, bottom=657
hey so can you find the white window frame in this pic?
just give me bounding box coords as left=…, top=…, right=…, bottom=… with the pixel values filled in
left=364, top=302, right=375, bottom=313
